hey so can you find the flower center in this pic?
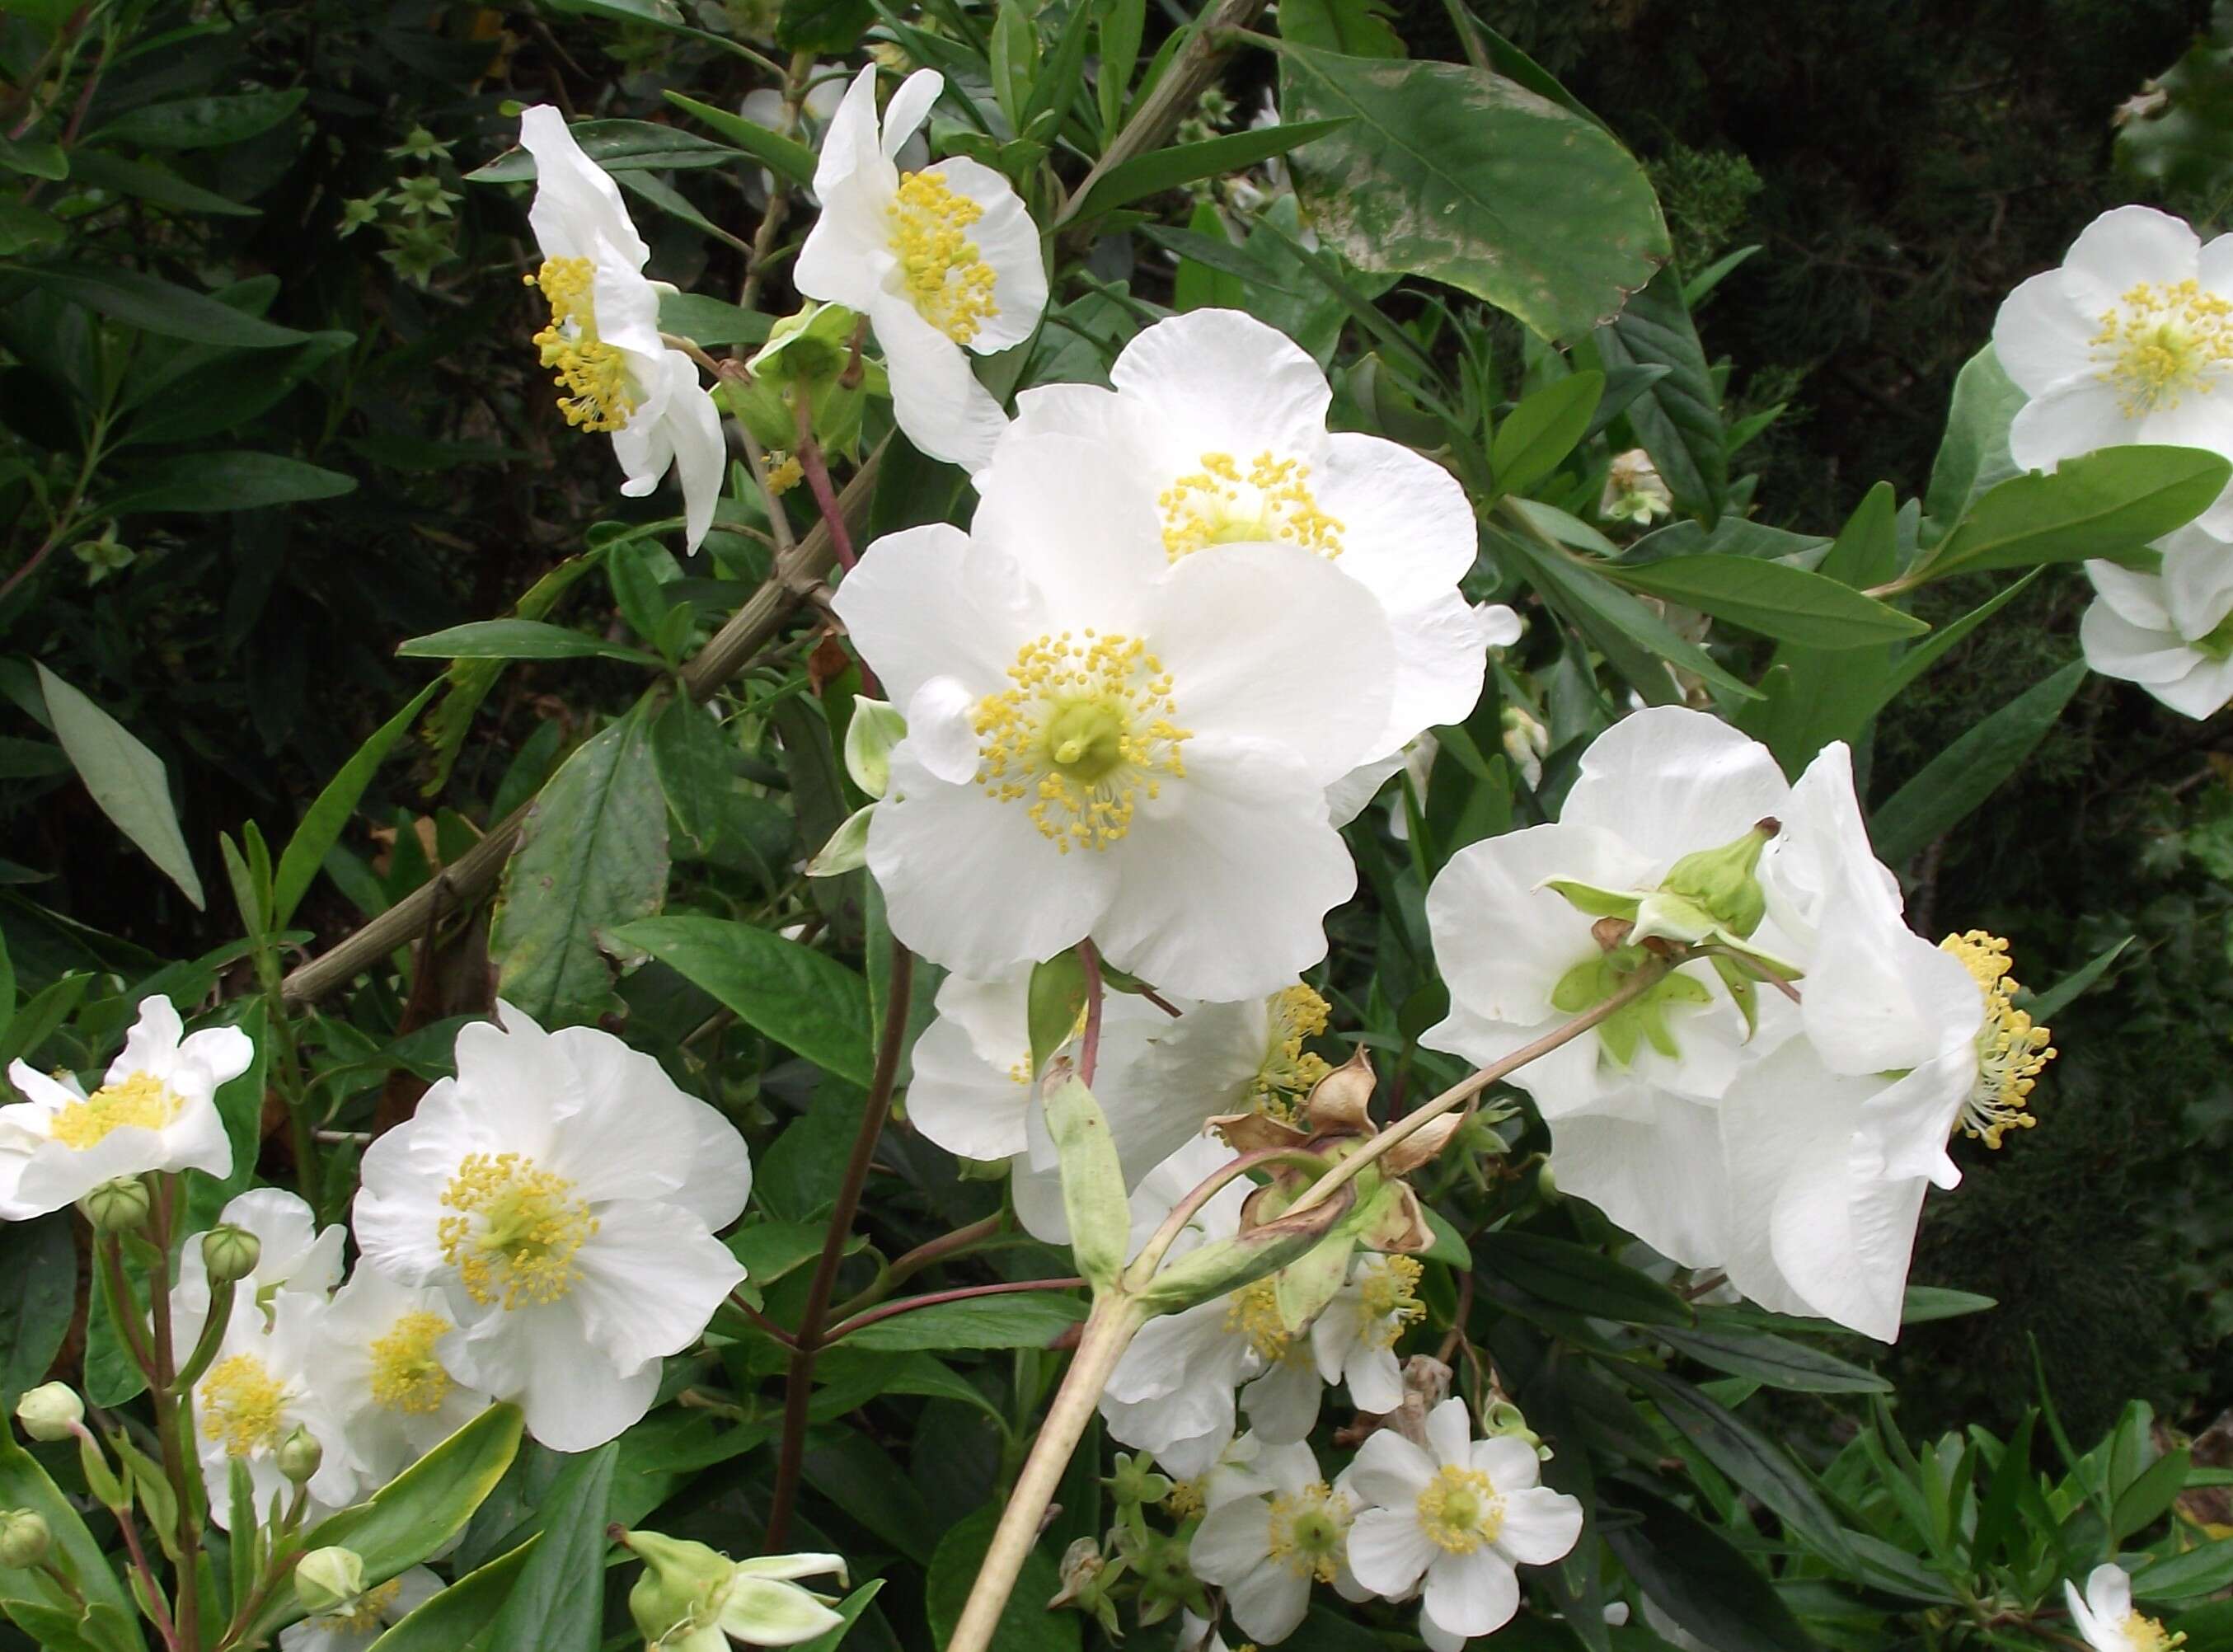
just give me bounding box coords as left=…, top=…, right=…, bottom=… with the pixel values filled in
left=49, top=1071, right=181, bottom=1149
left=889, top=171, right=998, bottom=345
left=199, top=1353, right=289, bottom=1458
left=1939, top=932, right=2056, bottom=1148
left=1264, top=1481, right=1351, bottom=1581
left=1416, top=1463, right=1504, bottom=1554
left=973, top=631, right=1192, bottom=854
left=1159, top=452, right=1344, bottom=561
left=2091, top=279, right=2233, bottom=416
left=525, top=256, right=638, bottom=434
left=317, top=1579, right=401, bottom=1634
left=1550, top=953, right=1713, bottom=1068
left=1357, top=1255, right=1426, bottom=1348
left=438, top=1152, right=598, bottom=1309
left=1164, top=1476, right=1207, bottom=1520
left=369, top=1309, right=456, bottom=1414
left=1252, top=985, right=1332, bottom=1119
left=2121, top=1609, right=2187, bottom=1652
left=1223, top=1279, right=1293, bottom=1361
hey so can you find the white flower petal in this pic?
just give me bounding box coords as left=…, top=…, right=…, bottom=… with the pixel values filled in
left=1548, top=1101, right=1731, bottom=1270
left=1991, top=273, right=2104, bottom=397
left=518, top=106, right=650, bottom=269
left=868, top=289, right=1010, bottom=471
left=2008, top=379, right=2133, bottom=473
left=2062, top=204, right=2202, bottom=295
left=1422, top=1548, right=1521, bottom=1638
left=1341, top=1428, right=1436, bottom=1506
left=880, top=69, right=944, bottom=157
left=923, top=157, right=1047, bottom=354
left=1559, top=706, right=1790, bottom=873
left=970, top=434, right=1172, bottom=626
left=1494, top=1485, right=1583, bottom=1565
left=830, top=521, right=1029, bottom=709
left=1109, top=308, right=1334, bottom=460
left=570, top=1199, right=746, bottom=1373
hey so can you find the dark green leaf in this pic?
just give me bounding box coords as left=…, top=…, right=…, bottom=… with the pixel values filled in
left=396, top=620, right=661, bottom=664
left=2135, top=1541, right=2233, bottom=1603
left=1073, top=119, right=1351, bottom=220
left=663, top=92, right=820, bottom=190
left=1278, top=0, right=1404, bottom=55
left=2113, top=1448, right=2191, bottom=1546
left=0, top=201, right=62, bottom=256
left=1968, top=1411, right=2035, bottom=1570
left=14, top=265, right=311, bottom=347
left=91, top=89, right=304, bottom=149
left=777, top=0, right=874, bottom=52
left=839, top=1292, right=1087, bottom=1352
left=65, top=150, right=260, bottom=216
left=1474, top=1231, right=1692, bottom=1326
left=609, top=915, right=874, bottom=1085
left=1871, top=659, right=2088, bottom=865
left=1601, top=1483, right=1818, bottom=1652
left=484, top=1443, right=616, bottom=1652
left=1658, top=1326, right=1892, bottom=1394
left=1593, top=264, right=1726, bottom=521
left=1921, top=444, right=2231, bottom=580
left=1493, top=370, right=1604, bottom=498
left=659, top=290, right=772, bottom=347
left=1025, top=950, right=1087, bottom=1077
left=110, top=451, right=358, bottom=514
left=1923, top=344, right=2024, bottom=529
left=0, top=1214, right=72, bottom=1413
left=926, top=1500, right=1081, bottom=1652
left=273, top=683, right=442, bottom=927
left=1603, top=554, right=1927, bottom=649
left=38, top=664, right=204, bottom=908
left=0, top=1432, right=145, bottom=1652
left=2022, top=936, right=2133, bottom=1022
left=367, top=1541, right=539, bottom=1652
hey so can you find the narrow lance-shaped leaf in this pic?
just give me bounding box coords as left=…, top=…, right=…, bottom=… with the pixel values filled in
left=37, top=665, right=204, bottom=909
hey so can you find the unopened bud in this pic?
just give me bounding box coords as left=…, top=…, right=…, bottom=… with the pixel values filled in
left=1536, top=1157, right=1561, bottom=1203
left=16, top=1383, right=83, bottom=1442
left=293, top=1546, right=365, bottom=1616
left=842, top=697, right=906, bottom=800
left=1655, top=819, right=1778, bottom=941
left=199, top=1223, right=261, bottom=1287
left=78, top=1176, right=150, bottom=1233
left=623, top=1528, right=734, bottom=1645
left=1106, top=1451, right=1171, bottom=1510
left=275, top=1425, right=322, bottom=1485
left=0, top=1509, right=50, bottom=1569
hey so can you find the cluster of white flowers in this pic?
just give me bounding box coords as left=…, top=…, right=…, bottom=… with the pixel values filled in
left=1996, top=204, right=2233, bottom=717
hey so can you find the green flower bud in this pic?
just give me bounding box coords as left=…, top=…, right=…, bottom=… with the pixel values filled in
left=15, top=1383, right=83, bottom=1443
left=275, top=1425, right=323, bottom=1485
left=78, top=1176, right=151, bottom=1234
left=749, top=301, right=862, bottom=389
left=199, top=1223, right=262, bottom=1287
left=293, top=1546, right=366, bottom=1617
left=1106, top=1451, right=1172, bottom=1511
left=623, top=1528, right=735, bottom=1646
left=0, top=1508, right=50, bottom=1569
left=1654, top=819, right=1778, bottom=941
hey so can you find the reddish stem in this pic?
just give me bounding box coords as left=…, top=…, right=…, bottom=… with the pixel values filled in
left=1077, top=941, right=1105, bottom=1087
left=820, top=1277, right=1087, bottom=1348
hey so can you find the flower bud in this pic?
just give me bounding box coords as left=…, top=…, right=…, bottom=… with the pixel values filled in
left=293, top=1546, right=366, bottom=1617
left=0, top=1509, right=50, bottom=1569
left=199, top=1223, right=262, bottom=1287
left=1106, top=1451, right=1172, bottom=1511
left=622, top=1528, right=734, bottom=1647
left=1653, top=819, right=1778, bottom=941
left=1500, top=706, right=1548, bottom=786
left=78, top=1176, right=151, bottom=1234
left=275, top=1425, right=322, bottom=1485
left=15, top=1383, right=83, bottom=1443
left=842, top=697, right=906, bottom=800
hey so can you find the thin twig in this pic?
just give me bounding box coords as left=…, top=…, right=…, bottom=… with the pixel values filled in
left=828, top=1213, right=1007, bottom=1324
left=821, top=1277, right=1086, bottom=1348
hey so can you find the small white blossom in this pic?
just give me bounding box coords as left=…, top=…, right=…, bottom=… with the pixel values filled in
left=173, top=1189, right=346, bottom=1354
left=317, top=1265, right=494, bottom=1488
left=1189, top=1438, right=1357, bottom=1644
left=2065, top=1563, right=2181, bottom=1652
left=2081, top=523, right=2233, bottom=717
left=192, top=1291, right=362, bottom=1528
left=278, top=1567, right=442, bottom=1652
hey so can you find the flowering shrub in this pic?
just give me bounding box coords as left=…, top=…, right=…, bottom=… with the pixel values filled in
left=2, top=4, right=2231, bottom=1652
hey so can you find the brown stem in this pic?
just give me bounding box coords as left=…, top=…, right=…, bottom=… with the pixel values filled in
left=764, top=941, right=915, bottom=1549
left=1075, top=941, right=1105, bottom=1087
left=828, top=1213, right=1007, bottom=1324
left=739, top=49, right=816, bottom=317
left=727, top=1289, right=802, bottom=1350
left=790, top=392, right=857, bottom=573
left=821, top=1277, right=1086, bottom=1348
left=112, top=1496, right=177, bottom=1650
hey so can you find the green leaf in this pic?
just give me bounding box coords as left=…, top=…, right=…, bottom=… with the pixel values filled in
left=63, top=150, right=260, bottom=217
left=1921, top=445, right=2231, bottom=580
left=1072, top=119, right=1351, bottom=221
left=662, top=92, right=820, bottom=190
left=273, top=682, right=441, bottom=927
left=926, top=1500, right=1081, bottom=1652
left=0, top=201, right=62, bottom=256
left=609, top=915, right=874, bottom=1085
left=110, top=451, right=358, bottom=514
left=37, top=664, right=204, bottom=908
left=1968, top=1410, right=2036, bottom=1570
left=0, top=1216, right=68, bottom=1414
left=659, top=290, right=772, bottom=347
left=1473, top=1231, right=1692, bottom=1326
left=2134, top=1541, right=2233, bottom=1603
left=776, top=0, right=873, bottom=52
left=0, top=1431, right=147, bottom=1652
left=1603, top=554, right=1928, bottom=649
left=466, top=117, right=746, bottom=181
left=1491, top=370, right=1604, bottom=498
left=367, top=1541, right=540, bottom=1652
left=1026, top=950, right=1088, bottom=1077
left=2113, top=1447, right=2191, bottom=1546
left=1899, top=1285, right=1998, bottom=1324
left=1043, top=1076, right=1129, bottom=1292
left=245, top=1405, right=527, bottom=1642
left=797, top=1582, right=886, bottom=1652
left=1593, top=264, right=1728, bottom=522
left=396, top=619, right=662, bottom=664
left=1870, top=659, right=2088, bottom=866
left=14, top=265, right=311, bottom=347
left=1923, top=344, right=2024, bottom=529
left=90, top=88, right=304, bottom=148
left=840, top=1292, right=1087, bottom=1352
left=1278, top=0, right=1404, bottom=55
left=484, top=1443, right=616, bottom=1652
left=1280, top=47, right=1668, bottom=343
left=2022, top=935, right=2133, bottom=1022
left=1601, top=1482, right=1818, bottom=1652
left=1658, top=1325, right=1893, bottom=1394
left=805, top=1432, right=942, bottom=1563
left=490, top=717, right=671, bottom=1028
left=0, top=134, right=65, bottom=180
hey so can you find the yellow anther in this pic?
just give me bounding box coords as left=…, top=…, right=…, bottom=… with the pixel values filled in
left=1263, top=1481, right=1350, bottom=1581
left=1252, top=985, right=1332, bottom=1119
left=765, top=452, right=805, bottom=495
left=1939, top=932, right=2057, bottom=1148
left=49, top=1071, right=181, bottom=1149
left=368, top=1310, right=455, bottom=1415
left=1223, top=1279, right=1292, bottom=1361
left=1357, top=1255, right=1427, bottom=1348
left=317, top=1579, right=401, bottom=1634
left=526, top=257, right=638, bottom=433
left=2090, top=279, right=2233, bottom=416
left=437, top=1153, right=598, bottom=1310
left=889, top=171, right=999, bottom=345
left=2121, top=1609, right=2188, bottom=1652
left=1164, top=1476, right=1207, bottom=1520
left=973, top=631, right=1191, bottom=854
left=199, top=1354, right=287, bottom=1458
left=1160, top=450, right=1344, bottom=561
left=1415, top=1463, right=1504, bottom=1554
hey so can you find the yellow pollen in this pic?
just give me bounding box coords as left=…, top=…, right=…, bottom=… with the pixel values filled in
left=49, top=1071, right=181, bottom=1149
left=437, top=1153, right=598, bottom=1310
left=765, top=452, right=805, bottom=495
left=1160, top=451, right=1344, bottom=561
left=1223, top=1279, right=1292, bottom=1361
left=2121, top=1610, right=2187, bottom=1652
left=368, top=1310, right=455, bottom=1415
left=2091, top=279, right=2233, bottom=416
left=1416, top=1463, right=1504, bottom=1554
left=1252, top=985, right=1332, bottom=1120
left=973, top=631, right=1192, bottom=854
left=1263, top=1481, right=1351, bottom=1582
left=889, top=171, right=998, bottom=345
left=525, top=257, right=637, bottom=434
left=1939, top=932, right=2057, bottom=1148
left=199, top=1354, right=288, bottom=1459
left=317, top=1579, right=401, bottom=1634
left=1164, top=1476, right=1206, bottom=1520
left=1358, top=1255, right=1427, bottom=1349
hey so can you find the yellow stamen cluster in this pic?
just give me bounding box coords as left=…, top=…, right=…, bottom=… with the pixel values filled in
left=1264, top=1481, right=1351, bottom=1581
left=1164, top=1476, right=1207, bottom=1521
left=765, top=452, right=805, bottom=495
left=438, top=1153, right=598, bottom=1310
left=1252, top=985, right=1332, bottom=1120
left=2122, top=1609, right=2188, bottom=1652
left=525, top=257, right=637, bottom=433
left=2091, top=279, right=2233, bottom=416
left=316, top=1579, right=401, bottom=1635
left=1416, top=1463, right=1504, bottom=1554
left=1160, top=451, right=1344, bottom=561
left=1358, top=1255, right=1427, bottom=1348
left=199, top=1354, right=287, bottom=1459
left=1939, top=931, right=2057, bottom=1148
left=1224, top=1279, right=1293, bottom=1361
left=369, top=1310, right=456, bottom=1415
left=49, top=1071, right=181, bottom=1149
left=973, top=631, right=1191, bottom=854
left=889, top=171, right=998, bottom=345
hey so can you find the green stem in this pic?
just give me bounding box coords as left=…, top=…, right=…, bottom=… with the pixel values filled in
left=144, top=1179, right=203, bottom=1652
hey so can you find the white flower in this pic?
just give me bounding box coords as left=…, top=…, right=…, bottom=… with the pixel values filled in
left=0, top=996, right=249, bottom=1218
left=173, top=1188, right=347, bottom=1354
left=351, top=1003, right=749, bottom=1452
left=1189, top=1438, right=1355, bottom=1643
left=1339, top=1397, right=1583, bottom=1647
left=1002, top=307, right=1514, bottom=822
left=278, top=1567, right=442, bottom=1652
left=795, top=66, right=1048, bottom=471
left=517, top=106, right=725, bottom=552
left=830, top=431, right=1396, bottom=1000
left=317, top=1265, right=494, bottom=1487
left=1311, top=1253, right=1427, bottom=1415
left=2081, top=523, right=2233, bottom=717
left=1422, top=706, right=1790, bottom=1268
left=739, top=68, right=856, bottom=205
left=193, top=1291, right=361, bottom=1527
left=1993, top=204, right=2233, bottom=536
left=2065, top=1563, right=2181, bottom=1652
